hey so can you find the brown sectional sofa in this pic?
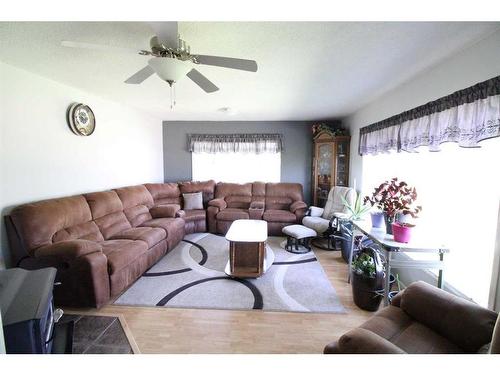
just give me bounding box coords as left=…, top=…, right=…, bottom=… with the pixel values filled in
left=5, top=180, right=306, bottom=308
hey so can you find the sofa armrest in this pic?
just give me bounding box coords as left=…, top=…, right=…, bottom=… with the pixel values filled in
left=150, top=204, right=181, bottom=218
left=290, top=201, right=307, bottom=213
left=250, top=201, right=265, bottom=210
left=208, top=198, right=227, bottom=210
left=176, top=209, right=186, bottom=218
left=34, top=240, right=102, bottom=262
left=326, top=328, right=406, bottom=354
left=400, top=281, right=499, bottom=352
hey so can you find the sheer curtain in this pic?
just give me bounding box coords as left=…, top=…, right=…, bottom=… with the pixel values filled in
left=189, top=133, right=282, bottom=183
left=362, top=137, right=500, bottom=307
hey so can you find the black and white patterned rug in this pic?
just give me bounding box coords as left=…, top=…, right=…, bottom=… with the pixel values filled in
left=114, top=233, right=345, bottom=313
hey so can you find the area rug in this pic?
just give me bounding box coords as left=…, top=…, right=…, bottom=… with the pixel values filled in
left=114, top=233, right=345, bottom=313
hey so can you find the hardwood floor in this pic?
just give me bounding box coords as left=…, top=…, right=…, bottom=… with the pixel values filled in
left=66, top=244, right=374, bottom=354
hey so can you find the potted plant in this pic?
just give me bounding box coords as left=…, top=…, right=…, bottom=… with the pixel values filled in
left=364, top=178, right=422, bottom=236
left=350, top=248, right=384, bottom=311
left=341, top=191, right=371, bottom=221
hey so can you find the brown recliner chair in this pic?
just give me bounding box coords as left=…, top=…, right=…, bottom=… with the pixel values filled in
left=324, top=281, right=499, bottom=354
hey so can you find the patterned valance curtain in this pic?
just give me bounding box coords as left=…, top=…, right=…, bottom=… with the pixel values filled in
left=359, top=76, right=500, bottom=155
left=188, top=133, right=284, bottom=154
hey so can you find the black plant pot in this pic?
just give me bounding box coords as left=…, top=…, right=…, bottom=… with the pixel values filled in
left=351, top=272, right=383, bottom=311
left=384, top=214, right=394, bottom=235
left=351, top=273, right=396, bottom=311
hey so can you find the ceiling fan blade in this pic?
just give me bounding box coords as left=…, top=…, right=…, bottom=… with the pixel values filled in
left=195, top=55, right=258, bottom=72
left=186, top=69, right=219, bottom=93
left=124, top=66, right=155, bottom=84
left=149, top=22, right=179, bottom=48
left=61, top=40, right=143, bottom=55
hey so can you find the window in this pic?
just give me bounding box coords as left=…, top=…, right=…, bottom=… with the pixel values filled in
left=361, top=139, right=500, bottom=306
left=192, top=151, right=281, bottom=183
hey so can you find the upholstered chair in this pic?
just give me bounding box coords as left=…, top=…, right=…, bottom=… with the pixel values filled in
left=302, top=186, right=355, bottom=250
left=324, top=281, right=499, bottom=354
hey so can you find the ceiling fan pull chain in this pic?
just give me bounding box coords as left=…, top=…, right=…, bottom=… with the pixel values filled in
left=173, top=84, right=177, bottom=107
left=170, top=84, right=173, bottom=110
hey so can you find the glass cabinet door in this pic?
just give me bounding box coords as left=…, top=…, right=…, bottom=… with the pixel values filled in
left=316, top=143, right=333, bottom=207
left=335, top=140, right=349, bottom=186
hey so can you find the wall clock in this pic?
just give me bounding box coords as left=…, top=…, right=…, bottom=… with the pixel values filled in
left=67, top=103, right=96, bottom=136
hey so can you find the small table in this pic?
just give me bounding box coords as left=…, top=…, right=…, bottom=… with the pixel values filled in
left=225, top=220, right=274, bottom=278
left=348, top=220, right=449, bottom=307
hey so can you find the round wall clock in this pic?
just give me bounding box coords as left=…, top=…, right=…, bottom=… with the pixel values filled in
left=67, top=103, right=96, bottom=136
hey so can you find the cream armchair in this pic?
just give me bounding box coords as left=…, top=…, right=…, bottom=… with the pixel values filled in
left=302, top=186, right=356, bottom=250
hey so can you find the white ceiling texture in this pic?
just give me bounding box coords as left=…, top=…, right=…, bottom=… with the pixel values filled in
left=0, top=22, right=498, bottom=121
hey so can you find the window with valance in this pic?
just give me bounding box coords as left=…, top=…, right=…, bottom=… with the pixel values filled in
left=359, top=76, right=500, bottom=155
left=188, top=133, right=283, bottom=183
left=188, top=133, right=284, bottom=154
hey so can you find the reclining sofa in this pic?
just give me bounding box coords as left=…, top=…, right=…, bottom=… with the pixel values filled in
left=324, top=281, right=499, bottom=354
left=5, top=180, right=306, bottom=308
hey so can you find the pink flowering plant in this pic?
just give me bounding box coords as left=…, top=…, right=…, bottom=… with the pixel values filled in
left=363, top=178, right=422, bottom=222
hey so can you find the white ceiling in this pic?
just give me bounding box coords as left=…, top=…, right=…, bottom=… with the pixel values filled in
left=0, top=22, right=498, bottom=121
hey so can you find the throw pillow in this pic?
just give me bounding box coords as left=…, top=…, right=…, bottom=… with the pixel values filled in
left=183, top=192, right=203, bottom=210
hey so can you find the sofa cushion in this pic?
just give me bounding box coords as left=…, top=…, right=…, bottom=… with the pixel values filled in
left=140, top=218, right=185, bottom=250
left=183, top=209, right=206, bottom=222
left=179, top=180, right=216, bottom=207
left=302, top=216, right=330, bottom=234
left=216, top=208, right=249, bottom=221
left=263, top=209, right=297, bottom=223
left=215, top=182, right=253, bottom=209
left=140, top=217, right=184, bottom=238
left=183, top=192, right=204, bottom=210
left=150, top=204, right=181, bottom=218
left=265, top=183, right=304, bottom=210
left=145, top=183, right=181, bottom=206
left=359, top=305, right=463, bottom=354
left=10, top=195, right=98, bottom=254
left=110, top=227, right=166, bottom=248
left=85, top=190, right=131, bottom=239
left=114, top=185, right=154, bottom=227
left=100, top=239, right=149, bottom=274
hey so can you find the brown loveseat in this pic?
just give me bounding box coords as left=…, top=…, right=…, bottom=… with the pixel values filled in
left=324, top=281, right=500, bottom=354
left=5, top=180, right=306, bottom=308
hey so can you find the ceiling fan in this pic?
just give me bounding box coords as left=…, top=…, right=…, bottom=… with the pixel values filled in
left=61, top=22, right=258, bottom=97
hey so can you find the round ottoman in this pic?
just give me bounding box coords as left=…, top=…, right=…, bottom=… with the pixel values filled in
left=282, top=225, right=317, bottom=254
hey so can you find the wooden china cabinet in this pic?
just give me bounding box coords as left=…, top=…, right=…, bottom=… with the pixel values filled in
left=312, top=130, right=351, bottom=207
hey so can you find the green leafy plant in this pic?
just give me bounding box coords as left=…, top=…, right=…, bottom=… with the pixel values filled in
left=351, top=252, right=376, bottom=278
left=341, top=192, right=371, bottom=221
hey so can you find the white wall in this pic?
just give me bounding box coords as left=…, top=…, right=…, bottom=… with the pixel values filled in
left=345, top=29, right=500, bottom=190
left=0, top=62, right=164, bottom=268
left=342, top=29, right=500, bottom=305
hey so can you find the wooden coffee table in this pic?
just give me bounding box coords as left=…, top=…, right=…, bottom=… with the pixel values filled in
left=224, top=219, right=274, bottom=278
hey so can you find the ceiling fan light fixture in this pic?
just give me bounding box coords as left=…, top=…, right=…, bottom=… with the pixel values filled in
left=147, top=57, right=191, bottom=83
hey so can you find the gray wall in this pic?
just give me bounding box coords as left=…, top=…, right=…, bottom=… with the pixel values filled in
left=163, top=121, right=313, bottom=203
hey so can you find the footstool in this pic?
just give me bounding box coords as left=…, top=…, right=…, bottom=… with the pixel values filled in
left=282, top=225, right=317, bottom=254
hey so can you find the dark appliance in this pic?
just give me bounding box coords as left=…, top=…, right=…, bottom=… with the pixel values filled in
left=0, top=267, right=72, bottom=354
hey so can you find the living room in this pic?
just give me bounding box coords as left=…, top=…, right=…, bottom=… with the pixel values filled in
left=1, top=0, right=500, bottom=372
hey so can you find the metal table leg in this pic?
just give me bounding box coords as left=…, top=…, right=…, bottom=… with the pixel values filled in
left=437, top=251, right=444, bottom=289
left=383, top=249, right=391, bottom=306
left=347, top=227, right=357, bottom=283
